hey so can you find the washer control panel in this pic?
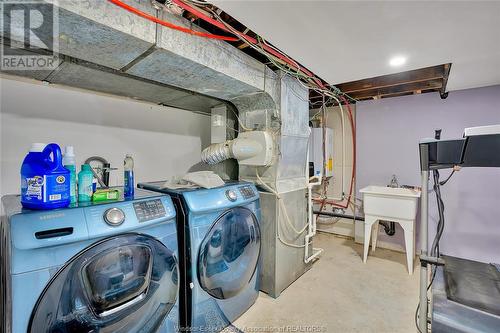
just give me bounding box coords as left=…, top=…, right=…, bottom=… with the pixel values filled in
left=239, top=185, right=256, bottom=199
left=133, top=199, right=166, bottom=223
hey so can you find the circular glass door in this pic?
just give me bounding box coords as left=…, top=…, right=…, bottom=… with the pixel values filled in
left=29, top=234, right=178, bottom=333
left=198, top=207, right=260, bottom=299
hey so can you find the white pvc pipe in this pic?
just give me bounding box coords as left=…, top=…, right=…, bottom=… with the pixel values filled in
left=305, top=174, right=323, bottom=263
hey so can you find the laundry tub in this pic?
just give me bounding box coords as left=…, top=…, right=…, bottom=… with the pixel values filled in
left=360, top=186, right=420, bottom=273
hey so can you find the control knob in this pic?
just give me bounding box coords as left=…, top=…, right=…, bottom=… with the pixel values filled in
left=104, top=208, right=125, bottom=226
left=226, top=190, right=237, bottom=202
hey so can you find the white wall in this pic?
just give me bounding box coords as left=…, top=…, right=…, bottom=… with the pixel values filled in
left=0, top=75, right=211, bottom=196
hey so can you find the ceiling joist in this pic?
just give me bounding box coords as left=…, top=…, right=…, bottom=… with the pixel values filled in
left=310, top=63, right=452, bottom=107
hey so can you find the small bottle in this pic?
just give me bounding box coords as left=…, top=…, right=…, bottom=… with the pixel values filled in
left=78, top=164, right=94, bottom=202
left=63, top=146, right=77, bottom=204
left=124, top=154, right=134, bottom=197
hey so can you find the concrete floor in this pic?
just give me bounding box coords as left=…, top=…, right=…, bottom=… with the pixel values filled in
left=233, top=232, right=420, bottom=333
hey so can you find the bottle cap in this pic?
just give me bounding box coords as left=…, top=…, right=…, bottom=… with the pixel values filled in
left=82, top=164, right=92, bottom=171
left=65, top=146, right=75, bottom=157
left=125, top=154, right=133, bottom=158
left=30, top=143, right=46, bottom=152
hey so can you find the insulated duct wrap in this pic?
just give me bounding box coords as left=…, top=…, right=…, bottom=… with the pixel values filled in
left=201, top=142, right=232, bottom=165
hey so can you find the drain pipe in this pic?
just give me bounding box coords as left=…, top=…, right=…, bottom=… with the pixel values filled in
left=314, top=211, right=396, bottom=236
left=379, top=221, right=396, bottom=236
left=305, top=175, right=323, bottom=263
left=314, top=210, right=364, bottom=221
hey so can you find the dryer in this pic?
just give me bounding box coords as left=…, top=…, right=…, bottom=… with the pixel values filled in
left=138, top=181, right=261, bottom=332
left=1, top=189, right=180, bottom=333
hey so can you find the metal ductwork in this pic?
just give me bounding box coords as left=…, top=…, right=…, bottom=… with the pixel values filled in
left=0, top=0, right=279, bottom=114
left=237, top=74, right=312, bottom=298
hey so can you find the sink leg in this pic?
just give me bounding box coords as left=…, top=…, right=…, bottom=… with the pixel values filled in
left=363, top=216, right=376, bottom=263
left=363, top=222, right=371, bottom=263
left=401, top=221, right=414, bottom=275
left=371, top=221, right=379, bottom=252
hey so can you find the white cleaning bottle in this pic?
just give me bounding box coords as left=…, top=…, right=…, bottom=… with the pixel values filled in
left=63, top=146, right=77, bottom=204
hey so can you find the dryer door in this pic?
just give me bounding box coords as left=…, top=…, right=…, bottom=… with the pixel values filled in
left=198, top=207, right=261, bottom=299
left=29, top=234, right=178, bottom=333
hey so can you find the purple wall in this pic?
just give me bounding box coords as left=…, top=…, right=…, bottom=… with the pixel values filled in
left=356, top=85, right=500, bottom=264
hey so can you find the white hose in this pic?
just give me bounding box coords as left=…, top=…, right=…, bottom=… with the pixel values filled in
left=255, top=170, right=309, bottom=249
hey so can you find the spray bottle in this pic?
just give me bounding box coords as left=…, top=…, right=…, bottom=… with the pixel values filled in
left=62, top=146, right=77, bottom=204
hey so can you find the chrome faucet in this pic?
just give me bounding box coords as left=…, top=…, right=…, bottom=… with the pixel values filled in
left=389, top=174, right=399, bottom=188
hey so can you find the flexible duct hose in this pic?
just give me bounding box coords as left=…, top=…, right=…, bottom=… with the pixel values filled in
left=201, top=142, right=233, bottom=165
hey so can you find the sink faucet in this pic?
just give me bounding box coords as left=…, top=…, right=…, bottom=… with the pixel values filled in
left=389, top=174, right=399, bottom=188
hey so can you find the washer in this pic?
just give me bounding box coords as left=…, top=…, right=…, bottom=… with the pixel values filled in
left=138, top=181, right=261, bottom=332
left=1, top=189, right=180, bottom=333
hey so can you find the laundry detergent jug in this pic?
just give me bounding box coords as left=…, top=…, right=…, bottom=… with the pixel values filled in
left=21, top=143, right=71, bottom=210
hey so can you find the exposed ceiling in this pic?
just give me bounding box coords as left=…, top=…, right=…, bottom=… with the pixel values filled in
left=331, top=63, right=451, bottom=101
left=212, top=0, right=500, bottom=92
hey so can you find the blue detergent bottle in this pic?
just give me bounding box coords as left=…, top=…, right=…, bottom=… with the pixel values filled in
left=21, top=143, right=71, bottom=210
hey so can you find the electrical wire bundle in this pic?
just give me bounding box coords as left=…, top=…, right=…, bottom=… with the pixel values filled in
left=107, top=0, right=356, bottom=105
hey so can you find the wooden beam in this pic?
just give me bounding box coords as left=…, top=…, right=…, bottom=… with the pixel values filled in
left=348, top=79, right=443, bottom=100
left=336, top=65, right=446, bottom=93
left=440, top=63, right=452, bottom=94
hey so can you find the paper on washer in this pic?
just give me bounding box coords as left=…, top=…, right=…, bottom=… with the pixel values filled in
left=162, top=171, right=225, bottom=189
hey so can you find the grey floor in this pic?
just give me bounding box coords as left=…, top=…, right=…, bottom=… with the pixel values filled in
left=233, top=233, right=420, bottom=333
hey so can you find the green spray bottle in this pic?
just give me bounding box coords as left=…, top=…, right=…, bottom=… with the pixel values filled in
left=63, top=146, right=77, bottom=204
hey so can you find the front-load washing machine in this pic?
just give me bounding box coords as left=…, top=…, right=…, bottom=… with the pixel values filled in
left=1, top=189, right=180, bottom=333
left=138, top=181, right=261, bottom=332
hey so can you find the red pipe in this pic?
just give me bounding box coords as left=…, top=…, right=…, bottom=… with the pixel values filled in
left=107, top=0, right=238, bottom=41
left=172, top=0, right=229, bottom=32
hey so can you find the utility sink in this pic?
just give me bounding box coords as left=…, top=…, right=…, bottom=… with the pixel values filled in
left=360, top=185, right=421, bottom=274
left=360, top=186, right=421, bottom=220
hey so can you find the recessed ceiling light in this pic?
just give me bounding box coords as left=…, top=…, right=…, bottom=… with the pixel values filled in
left=389, top=56, right=406, bottom=67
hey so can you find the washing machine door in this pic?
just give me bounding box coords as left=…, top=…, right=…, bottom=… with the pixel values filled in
left=29, top=234, right=178, bottom=333
left=198, top=207, right=260, bottom=299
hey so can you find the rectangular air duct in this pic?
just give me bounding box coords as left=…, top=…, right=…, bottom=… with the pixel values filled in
left=1, top=0, right=280, bottom=114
